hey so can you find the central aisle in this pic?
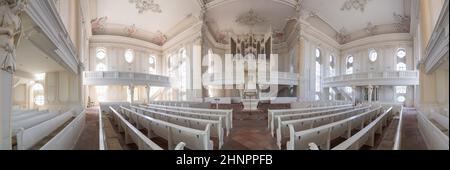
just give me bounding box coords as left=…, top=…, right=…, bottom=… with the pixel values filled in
left=221, top=119, right=278, bottom=150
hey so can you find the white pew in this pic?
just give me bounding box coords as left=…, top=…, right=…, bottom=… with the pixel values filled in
left=286, top=107, right=383, bottom=150
left=139, top=104, right=230, bottom=136
left=100, top=102, right=130, bottom=114
left=272, top=106, right=354, bottom=137
left=13, top=111, right=59, bottom=134
left=332, top=107, right=393, bottom=150
left=130, top=105, right=224, bottom=149
left=109, top=107, right=163, bottom=150
left=277, top=106, right=372, bottom=149
left=16, top=110, right=73, bottom=150
left=148, top=104, right=233, bottom=129
left=12, top=109, right=39, bottom=116
left=268, top=104, right=353, bottom=136
left=13, top=110, right=49, bottom=122
left=119, top=107, right=214, bottom=150
left=40, top=110, right=86, bottom=150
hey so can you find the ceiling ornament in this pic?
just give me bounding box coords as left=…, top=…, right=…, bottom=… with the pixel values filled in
left=365, top=22, right=377, bottom=35
left=215, top=30, right=232, bottom=44
left=151, top=31, right=167, bottom=46
left=341, top=0, right=369, bottom=12
left=124, top=24, right=138, bottom=37
left=393, top=13, right=410, bottom=32
left=336, top=28, right=350, bottom=44
left=235, top=9, right=266, bottom=26
left=91, top=16, right=108, bottom=33
left=129, top=0, right=162, bottom=14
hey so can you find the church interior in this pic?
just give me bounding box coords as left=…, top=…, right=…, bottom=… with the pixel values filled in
left=0, top=0, right=448, bottom=150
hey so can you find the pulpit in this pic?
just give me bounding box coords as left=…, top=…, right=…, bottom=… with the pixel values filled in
left=242, top=90, right=259, bottom=111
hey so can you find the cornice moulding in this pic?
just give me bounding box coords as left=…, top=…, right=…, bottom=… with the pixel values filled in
left=90, top=35, right=162, bottom=52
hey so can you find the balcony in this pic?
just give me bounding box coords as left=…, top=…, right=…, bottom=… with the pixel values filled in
left=202, top=72, right=299, bottom=86
left=324, top=71, right=419, bottom=87
left=83, top=71, right=171, bottom=87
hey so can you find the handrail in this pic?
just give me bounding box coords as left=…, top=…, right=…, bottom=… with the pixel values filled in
left=98, top=107, right=107, bottom=150
left=393, top=106, right=404, bottom=150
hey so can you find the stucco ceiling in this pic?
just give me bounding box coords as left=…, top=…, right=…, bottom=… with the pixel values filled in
left=301, top=0, right=408, bottom=33
left=95, top=0, right=201, bottom=35
left=92, top=0, right=410, bottom=45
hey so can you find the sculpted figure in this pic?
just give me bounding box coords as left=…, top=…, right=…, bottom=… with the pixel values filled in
left=0, top=0, right=26, bottom=73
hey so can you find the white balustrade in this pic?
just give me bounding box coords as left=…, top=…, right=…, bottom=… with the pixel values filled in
left=83, top=71, right=171, bottom=87
left=324, top=71, right=419, bottom=87
left=203, top=72, right=299, bottom=86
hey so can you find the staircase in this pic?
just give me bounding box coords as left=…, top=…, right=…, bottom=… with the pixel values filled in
left=332, top=87, right=353, bottom=101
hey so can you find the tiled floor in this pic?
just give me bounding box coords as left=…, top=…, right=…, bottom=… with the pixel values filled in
left=74, top=108, right=100, bottom=150
left=222, top=119, right=278, bottom=150
left=401, top=108, right=428, bottom=150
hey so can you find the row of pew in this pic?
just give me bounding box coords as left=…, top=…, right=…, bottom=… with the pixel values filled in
left=290, top=100, right=353, bottom=109
left=284, top=106, right=394, bottom=150
left=268, top=104, right=354, bottom=137
left=11, top=108, right=85, bottom=150
left=109, top=107, right=186, bottom=150
left=149, top=101, right=210, bottom=108
left=104, top=103, right=233, bottom=150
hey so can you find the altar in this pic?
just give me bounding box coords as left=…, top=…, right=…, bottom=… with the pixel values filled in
left=242, top=90, right=259, bottom=111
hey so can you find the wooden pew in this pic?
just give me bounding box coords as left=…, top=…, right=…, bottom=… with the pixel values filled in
left=119, top=106, right=214, bottom=150
left=109, top=107, right=163, bottom=150
left=272, top=106, right=354, bottom=137
left=139, top=104, right=230, bottom=136
left=332, top=107, right=393, bottom=150
left=130, top=105, right=225, bottom=149
left=12, top=109, right=39, bottom=116
left=13, top=110, right=50, bottom=122
left=148, top=104, right=233, bottom=129
left=277, top=106, right=372, bottom=149
left=40, top=110, right=86, bottom=150
left=16, top=110, right=73, bottom=150
left=286, top=107, right=383, bottom=150
left=268, top=104, right=353, bottom=136
left=13, top=111, right=59, bottom=134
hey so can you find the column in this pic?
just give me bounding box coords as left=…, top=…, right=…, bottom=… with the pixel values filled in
left=352, top=86, right=357, bottom=104
left=146, top=84, right=151, bottom=104
left=192, top=36, right=203, bottom=101
left=368, top=85, right=374, bottom=103
left=0, top=70, right=12, bottom=150
left=0, top=1, right=26, bottom=150
left=129, top=85, right=135, bottom=104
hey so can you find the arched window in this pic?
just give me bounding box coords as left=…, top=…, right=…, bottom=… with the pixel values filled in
left=149, top=55, right=156, bottom=74
left=96, top=48, right=106, bottom=60
left=397, top=62, right=406, bottom=71
left=396, top=48, right=407, bottom=71
left=124, top=49, right=134, bottom=63
left=208, top=49, right=214, bottom=74
left=396, top=86, right=407, bottom=103
left=397, top=49, right=406, bottom=58
left=32, top=83, right=45, bottom=106
left=329, top=55, right=335, bottom=77
left=346, top=55, right=354, bottom=75
left=369, top=49, right=377, bottom=62
left=179, top=48, right=187, bottom=100
left=397, top=96, right=406, bottom=103
left=96, top=63, right=107, bottom=71
left=315, top=48, right=321, bottom=93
